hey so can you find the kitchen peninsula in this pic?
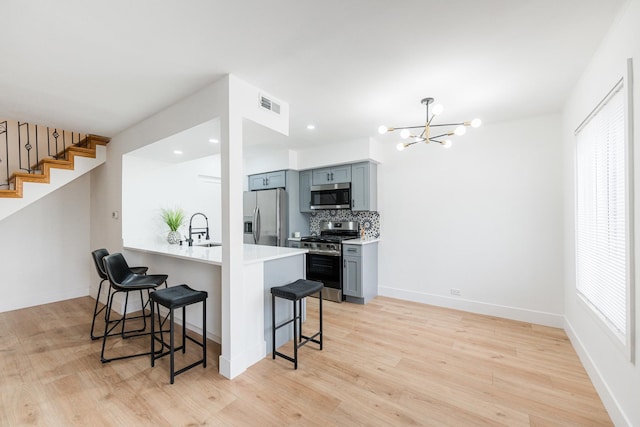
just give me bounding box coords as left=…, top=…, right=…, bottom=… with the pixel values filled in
left=124, top=240, right=308, bottom=375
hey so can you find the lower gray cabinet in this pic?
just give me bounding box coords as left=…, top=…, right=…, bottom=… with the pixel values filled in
left=342, top=242, right=378, bottom=304
left=343, top=254, right=361, bottom=298
left=288, top=240, right=301, bottom=248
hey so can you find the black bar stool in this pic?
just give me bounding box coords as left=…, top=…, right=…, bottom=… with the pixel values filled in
left=90, top=249, right=149, bottom=340
left=100, top=253, right=168, bottom=363
left=271, top=279, right=323, bottom=369
left=150, top=284, right=208, bottom=384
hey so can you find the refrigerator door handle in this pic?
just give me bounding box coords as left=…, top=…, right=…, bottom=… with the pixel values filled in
left=256, top=208, right=261, bottom=245
left=252, top=207, right=258, bottom=243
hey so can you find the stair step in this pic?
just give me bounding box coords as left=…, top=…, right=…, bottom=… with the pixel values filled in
left=10, top=172, right=49, bottom=185
left=67, top=146, right=96, bottom=157
left=39, top=158, right=74, bottom=170
left=0, top=189, right=21, bottom=198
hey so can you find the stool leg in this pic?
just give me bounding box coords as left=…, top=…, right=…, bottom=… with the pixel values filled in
left=151, top=300, right=156, bottom=367
left=90, top=279, right=106, bottom=340
left=319, top=289, right=323, bottom=350
left=202, top=299, right=207, bottom=368
left=182, top=306, right=186, bottom=354
left=272, top=294, right=276, bottom=360
left=121, top=292, right=130, bottom=337
left=138, top=289, right=147, bottom=331
left=100, top=290, right=119, bottom=363
left=293, top=299, right=298, bottom=370
left=298, top=299, right=303, bottom=343
left=170, top=308, right=175, bottom=384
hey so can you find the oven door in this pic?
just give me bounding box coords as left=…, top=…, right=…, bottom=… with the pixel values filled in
left=305, top=252, right=343, bottom=302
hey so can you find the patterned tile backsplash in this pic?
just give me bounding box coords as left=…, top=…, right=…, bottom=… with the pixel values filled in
left=309, top=210, right=380, bottom=239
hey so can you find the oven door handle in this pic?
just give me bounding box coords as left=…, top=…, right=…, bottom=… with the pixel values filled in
left=307, top=250, right=341, bottom=257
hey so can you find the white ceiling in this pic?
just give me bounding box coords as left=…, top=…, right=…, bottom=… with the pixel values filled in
left=127, top=118, right=221, bottom=163
left=0, top=0, right=627, bottom=152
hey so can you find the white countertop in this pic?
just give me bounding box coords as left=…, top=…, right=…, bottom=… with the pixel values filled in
left=342, top=238, right=380, bottom=245
left=124, top=240, right=307, bottom=266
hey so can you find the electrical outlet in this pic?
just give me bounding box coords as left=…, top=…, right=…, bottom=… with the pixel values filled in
left=450, top=288, right=461, bottom=296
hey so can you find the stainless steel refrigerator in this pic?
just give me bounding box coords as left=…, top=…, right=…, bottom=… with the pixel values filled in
left=243, top=188, right=287, bottom=246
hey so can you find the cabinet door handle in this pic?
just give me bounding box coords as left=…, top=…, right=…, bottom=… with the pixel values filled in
left=331, top=172, right=334, bottom=181
left=263, top=178, right=266, bottom=186
left=327, top=173, right=330, bottom=181
left=343, top=259, right=346, bottom=268
left=266, top=177, right=270, bottom=185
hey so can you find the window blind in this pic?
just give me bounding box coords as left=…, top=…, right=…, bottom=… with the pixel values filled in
left=575, top=81, right=627, bottom=340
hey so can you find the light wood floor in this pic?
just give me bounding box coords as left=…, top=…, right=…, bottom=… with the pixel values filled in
left=0, top=296, right=611, bottom=426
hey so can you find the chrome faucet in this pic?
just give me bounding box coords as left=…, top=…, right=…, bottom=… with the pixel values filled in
left=187, top=213, right=209, bottom=246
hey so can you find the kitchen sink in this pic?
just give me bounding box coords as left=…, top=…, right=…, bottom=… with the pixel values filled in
left=194, top=242, right=221, bottom=247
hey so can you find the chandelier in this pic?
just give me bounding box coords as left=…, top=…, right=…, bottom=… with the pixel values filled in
left=378, top=97, right=481, bottom=151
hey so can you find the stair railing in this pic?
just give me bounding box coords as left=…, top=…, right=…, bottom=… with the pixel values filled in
left=0, top=119, right=86, bottom=189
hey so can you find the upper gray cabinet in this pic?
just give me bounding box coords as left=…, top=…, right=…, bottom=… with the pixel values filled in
left=351, top=162, right=377, bottom=212
left=299, top=170, right=312, bottom=213
left=312, top=165, right=352, bottom=185
left=300, top=161, right=378, bottom=212
left=249, top=170, right=286, bottom=191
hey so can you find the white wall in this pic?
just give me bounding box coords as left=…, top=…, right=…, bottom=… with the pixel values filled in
left=0, top=174, right=91, bottom=312
left=562, top=1, right=640, bottom=425
left=296, top=137, right=382, bottom=170
left=122, top=154, right=222, bottom=244
left=378, top=114, right=565, bottom=326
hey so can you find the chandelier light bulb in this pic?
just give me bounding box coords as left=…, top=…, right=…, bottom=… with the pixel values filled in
left=432, top=104, right=444, bottom=116
left=378, top=125, right=388, bottom=134
left=396, top=142, right=407, bottom=151
left=471, top=118, right=482, bottom=128
left=454, top=125, right=467, bottom=136
left=442, top=140, right=453, bottom=148
left=400, top=129, right=411, bottom=139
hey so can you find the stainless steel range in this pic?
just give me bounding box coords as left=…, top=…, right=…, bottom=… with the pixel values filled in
left=301, top=220, right=359, bottom=303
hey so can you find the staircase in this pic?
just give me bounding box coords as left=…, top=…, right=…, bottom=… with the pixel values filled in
left=0, top=120, right=109, bottom=220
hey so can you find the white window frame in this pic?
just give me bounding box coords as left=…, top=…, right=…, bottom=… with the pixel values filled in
left=574, top=58, right=635, bottom=363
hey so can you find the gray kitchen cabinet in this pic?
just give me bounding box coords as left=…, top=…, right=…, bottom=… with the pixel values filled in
left=249, top=170, right=286, bottom=190
left=288, top=239, right=301, bottom=248
left=342, top=242, right=378, bottom=304
left=312, top=165, right=352, bottom=185
left=351, top=161, right=377, bottom=211
left=299, top=170, right=312, bottom=213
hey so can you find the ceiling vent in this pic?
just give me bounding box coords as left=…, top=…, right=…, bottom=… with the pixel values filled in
left=259, top=94, right=281, bottom=115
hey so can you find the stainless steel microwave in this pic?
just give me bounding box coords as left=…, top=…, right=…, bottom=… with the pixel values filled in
left=310, top=183, right=351, bottom=210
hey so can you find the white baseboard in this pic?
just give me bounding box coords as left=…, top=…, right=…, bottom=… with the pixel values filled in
left=378, top=286, right=564, bottom=328
left=564, top=318, right=630, bottom=427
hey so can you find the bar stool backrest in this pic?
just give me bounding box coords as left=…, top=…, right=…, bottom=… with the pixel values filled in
left=91, top=248, right=110, bottom=280
left=103, top=253, right=134, bottom=290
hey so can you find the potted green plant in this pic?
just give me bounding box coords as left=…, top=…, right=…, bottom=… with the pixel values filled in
left=161, top=207, right=185, bottom=244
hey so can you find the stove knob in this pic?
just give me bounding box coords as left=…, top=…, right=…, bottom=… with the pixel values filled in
left=328, top=244, right=335, bottom=250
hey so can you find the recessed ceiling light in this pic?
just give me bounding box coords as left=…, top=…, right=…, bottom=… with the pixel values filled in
left=306, top=124, right=315, bottom=130
left=173, top=150, right=183, bottom=155
left=209, top=138, right=219, bottom=143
